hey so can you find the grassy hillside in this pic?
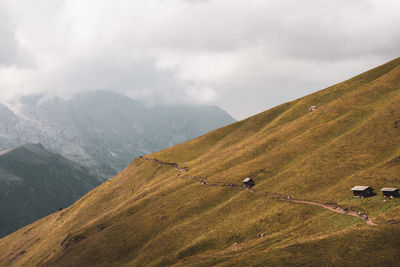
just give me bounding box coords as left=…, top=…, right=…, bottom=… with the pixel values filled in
left=1, top=58, right=400, bottom=266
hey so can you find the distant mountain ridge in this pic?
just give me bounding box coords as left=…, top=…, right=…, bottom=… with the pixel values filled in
left=0, top=90, right=235, bottom=179
left=0, top=143, right=100, bottom=238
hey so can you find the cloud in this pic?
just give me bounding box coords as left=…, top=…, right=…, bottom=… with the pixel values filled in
left=185, top=84, right=217, bottom=103
left=0, top=0, right=399, bottom=119
left=0, top=2, right=23, bottom=66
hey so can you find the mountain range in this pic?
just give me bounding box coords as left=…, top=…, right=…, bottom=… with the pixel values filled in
left=0, top=143, right=100, bottom=238
left=1, top=58, right=400, bottom=266
left=0, top=90, right=235, bottom=179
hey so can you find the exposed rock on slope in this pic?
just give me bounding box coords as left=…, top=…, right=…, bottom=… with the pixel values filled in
left=0, top=91, right=235, bottom=179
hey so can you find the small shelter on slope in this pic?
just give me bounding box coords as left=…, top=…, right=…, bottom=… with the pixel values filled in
left=381, top=188, right=399, bottom=198
left=309, top=105, right=317, bottom=112
left=351, top=186, right=374, bottom=198
left=243, top=178, right=255, bottom=188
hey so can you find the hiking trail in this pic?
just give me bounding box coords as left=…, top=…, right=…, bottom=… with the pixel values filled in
left=141, top=157, right=377, bottom=226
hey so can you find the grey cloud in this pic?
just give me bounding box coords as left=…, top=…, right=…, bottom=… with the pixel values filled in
left=50, top=55, right=183, bottom=102
left=0, top=0, right=398, bottom=119
left=0, top=3, right=18, bottom=65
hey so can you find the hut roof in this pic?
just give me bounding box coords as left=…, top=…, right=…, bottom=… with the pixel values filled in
left=243, top=177, right=253, bottom=183
left=351, top=186, right=371, bottom=191
left=380, top=188, right=399, bottom=192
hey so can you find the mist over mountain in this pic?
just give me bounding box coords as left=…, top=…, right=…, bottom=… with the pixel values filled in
left=0, top=143, right=100, bottom=238
left=0, top=90, right=235, bottom=179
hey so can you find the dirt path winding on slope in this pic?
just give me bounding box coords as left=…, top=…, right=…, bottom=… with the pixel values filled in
left=290, top=199, right=377, bottom=226
left=141, top=157, right=377, bottom=225
left=252, top=190, right=377, bottom=225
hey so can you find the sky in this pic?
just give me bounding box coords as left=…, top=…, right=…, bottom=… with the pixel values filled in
left=0, top=0, right=399, bottom=119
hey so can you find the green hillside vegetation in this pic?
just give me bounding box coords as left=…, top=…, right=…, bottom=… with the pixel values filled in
left=0, top=143, right=100, bottom=238
left=1, top=58, right=400, bottom=266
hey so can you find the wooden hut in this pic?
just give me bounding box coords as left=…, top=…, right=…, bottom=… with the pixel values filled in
left=243, top=178, right=255, bottom=188
left=351, top=186, right=374, bottom=198
left=381, top=188, right=399, bottom=198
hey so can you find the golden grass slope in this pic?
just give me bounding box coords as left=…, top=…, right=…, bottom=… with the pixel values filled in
left=1, top=58, right=400, bottom=266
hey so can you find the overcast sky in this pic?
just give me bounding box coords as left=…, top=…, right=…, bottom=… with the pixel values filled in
left=0, top=0, right=399, bottom=119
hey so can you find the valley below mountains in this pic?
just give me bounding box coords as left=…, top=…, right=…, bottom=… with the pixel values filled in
left=0, top=143, right=101, bottom=238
